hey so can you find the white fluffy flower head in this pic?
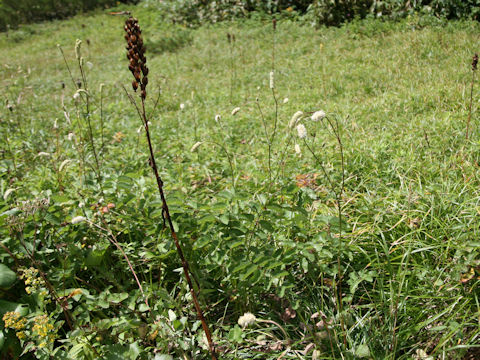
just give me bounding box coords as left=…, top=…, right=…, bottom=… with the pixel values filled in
left=180, top=103, right=185, bottom=110
left=269, top=71, right=275, bottom=89
left=238, top=312, right=256, bottom=328
left=231, top=107, right=241, bottom=116
left=71, top=216, right=86, bottom=224
left=190, top=141, right=203, bottom=152
left=295, top=144, right=301, bottom=154
left=296, top=124, right=307, bottom=139
left=215, top=114, right=221, bottom=122
left=311, top=110, right=326, bottom=122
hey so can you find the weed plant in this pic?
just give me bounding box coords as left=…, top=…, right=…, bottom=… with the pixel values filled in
left=1, top=4, right=480, bottom=360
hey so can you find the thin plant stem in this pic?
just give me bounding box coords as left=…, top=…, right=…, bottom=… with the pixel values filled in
left=466, top=69, right=476, bottom=140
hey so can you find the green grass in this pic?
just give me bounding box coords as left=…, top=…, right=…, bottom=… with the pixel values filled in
left=1, top=4, right=480, bottom=359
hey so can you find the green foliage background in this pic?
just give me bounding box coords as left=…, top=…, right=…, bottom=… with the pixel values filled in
left=0, top=0, right=138, bottom=31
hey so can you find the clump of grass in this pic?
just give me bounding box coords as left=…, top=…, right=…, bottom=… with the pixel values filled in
left=122, top=16, right=217, bottom=360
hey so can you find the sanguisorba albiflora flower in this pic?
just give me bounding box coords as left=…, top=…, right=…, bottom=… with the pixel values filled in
left=311, top=110, right=326, bottom=122
left=190, top=141, right=203, bottom=152
left=215, top=114, right=221, bottom=122
left=289, top=111, right=303, bottom=129
left=269, top=71, right=275, bottom=89
left=231, top=107, right=241, bottom=116
left=295, top=143, right=301, bottom=154
left=238, top=312, right=257, bottom=328
left=296, top=124, right=307, bottom=139
left=71, top=216, right=86, bottom=224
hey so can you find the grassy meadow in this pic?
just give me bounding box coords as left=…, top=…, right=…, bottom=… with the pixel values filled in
left=1, top=4, right=480, bottom=359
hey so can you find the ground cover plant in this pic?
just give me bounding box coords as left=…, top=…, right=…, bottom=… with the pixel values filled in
left=1, top=3, right=480, bottom=359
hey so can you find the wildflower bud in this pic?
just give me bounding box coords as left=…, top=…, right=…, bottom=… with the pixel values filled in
left=269, top=71, right=275, bottom=89
left=132, top=80, right=138, bottom=91
left=143, top=76, right=148, bottom=85
left=141, top=90, right=146, bottom=99
left=75, top=39, right=82, bottom=59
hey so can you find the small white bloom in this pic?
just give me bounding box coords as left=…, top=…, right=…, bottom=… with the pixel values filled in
left=180, top=103, right=185, bottom=110
left=78, top=202, right=85, bottom=208
left=269, top=71, right=275, bottom=89
left=67, top=132, right=75, bottom=141
left=231, top=107, right=241, bottom=116
left=296, top=124, right=307, bottom=139
left=238, top=312, right=256, bottom=328
left=311, top=110, right=326, bottom=122
left=289, top=111, right=303, bottom=129
left=215, top=114, right=221, bottom=122
left=53, top=119, right=58, bottom=129
left=3, top=188, right=15, bottom=201
left=99, top=83, right=105, bottom=92
left=71, top=216, right=86, bottom=224
left=73, top=92, right=81, bottom=101
left=295, top=144, right=301, bottom=154
left=190, top=141, right=203, bottom=152
left=37, top=152, right=51, bottom=157
left=86, top=61, right=93, bottom=69
left=283, top=97, right=289, bottom=104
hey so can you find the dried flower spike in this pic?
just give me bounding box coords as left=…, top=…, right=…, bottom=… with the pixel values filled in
left=124, top=17, right=149, bottom=100
left=473, top=53, right=478, bottom=71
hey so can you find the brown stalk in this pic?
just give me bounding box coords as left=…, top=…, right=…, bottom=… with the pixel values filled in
left=123, top=17, right=217, bottom=360
left=466, top=53, right=478, bottom=140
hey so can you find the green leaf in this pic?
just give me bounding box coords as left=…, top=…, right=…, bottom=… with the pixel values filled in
left=228, top=325, right=243, bottom=343
left=107, top=292, right=128, bottom=304
left=355, top=344, right=370, bottom=358
left=0, top=265, right=16, bottom=288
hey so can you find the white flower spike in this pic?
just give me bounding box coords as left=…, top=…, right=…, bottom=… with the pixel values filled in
left=190, top=141, right=203, bottom=152
left=311, top=110, right=326, bottom=122
left=296, top=124, right=307, bottom=139
left=71, top=216, right=86, bottom=224
left=231, top=107, right=241, bottom=116
left=289, top=111, right=303, bottom=129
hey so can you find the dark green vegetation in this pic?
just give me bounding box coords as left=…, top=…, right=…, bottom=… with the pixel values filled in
left=0, top=0, right=137, bottom=31
left=1, top=2, right=480, bottom=359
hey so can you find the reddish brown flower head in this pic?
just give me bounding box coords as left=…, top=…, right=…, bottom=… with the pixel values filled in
left=473, top=53, right=478, bottom=71
left=125, top=17, right=149, bottom=100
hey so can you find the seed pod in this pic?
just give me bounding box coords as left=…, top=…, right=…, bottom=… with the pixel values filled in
left=141, top=89, right=146, bottom=99
left=142, top=66, right=148, bottom=76
left=132, top=80, right=138, bottom=91
left=143, top=76, right=148, bottom=86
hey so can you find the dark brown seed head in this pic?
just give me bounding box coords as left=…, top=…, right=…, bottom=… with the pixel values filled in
left=473, top=53, right=478, bottom=71
left=273, top=18, right=277, bottom=30
left=132, top=80, right=138, bottom=91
